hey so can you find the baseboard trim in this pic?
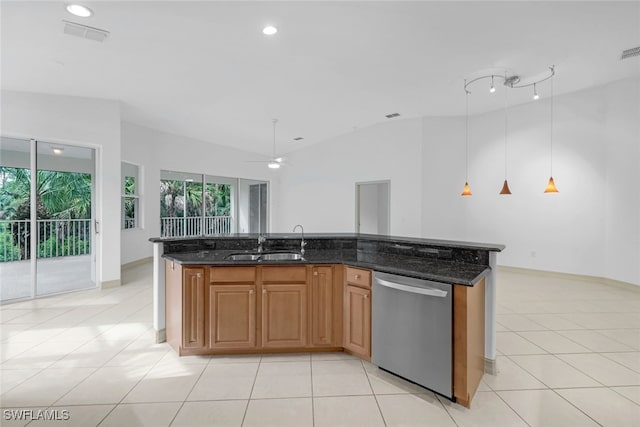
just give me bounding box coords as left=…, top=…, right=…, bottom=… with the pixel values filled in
left=155, top=329, right=166, bottom=344
left=100, top=279, right=121, bottom=289
left=122, top=257, right=153, bottom=271
left=497, top=266, right=640, bottom=292
left=484, top=357, right=497, bottom=375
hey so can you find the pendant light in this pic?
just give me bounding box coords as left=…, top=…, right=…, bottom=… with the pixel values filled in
left=500, top=75, right=512, bottom=195
left=544, top=66, right=559, bottom=193
left=461, top=87, right=472, bottom=196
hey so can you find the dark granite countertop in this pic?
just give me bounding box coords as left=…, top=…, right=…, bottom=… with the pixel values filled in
left=151, top=232, right=505, bottom=252
left=156, top=233, right=503, bottom=286
left=162, top=248, right=491, bottom=286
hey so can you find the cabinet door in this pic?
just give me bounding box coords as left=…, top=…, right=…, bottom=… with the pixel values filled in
left=311, top=266, right=334, bottom=347
left=262, top=284, right=307, bottom=348
left=344, top=284, right=371, bottom=358
left=183, top=268, right=205, bottom=349
left=208, top=284, right=256, bottom=349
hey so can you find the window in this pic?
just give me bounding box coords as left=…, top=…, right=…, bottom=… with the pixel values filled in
left=159, top=170, right=268, bottom=237
left=121, top=162, right=140, bottom=229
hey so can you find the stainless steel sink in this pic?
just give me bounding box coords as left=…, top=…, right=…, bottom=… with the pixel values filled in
left=225, top=253, right=262, bottom=261
left=261, top=252, right=304, bottom=261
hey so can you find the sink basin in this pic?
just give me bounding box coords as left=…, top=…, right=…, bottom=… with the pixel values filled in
left=225, top=253, right=261, bottom=261
left=261, top=252, right=304, bottom=261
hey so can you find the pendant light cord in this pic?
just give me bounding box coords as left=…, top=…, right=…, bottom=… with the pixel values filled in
left=549, top=70, right=554, bottom=175
left=465, top=88, right=470, bottom=182
left=272, top=118, right=278, bottom=158
left=504, top=74, right=509, bottom=179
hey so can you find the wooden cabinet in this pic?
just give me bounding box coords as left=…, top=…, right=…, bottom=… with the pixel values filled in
left=165, top=261, right=205, bottom=354
left=208, top=266, right=257, bottom=350
left=261, top=266, right=308, bottom=348
left=310, top=266, right=334, bottom=347
left=343, top=266, right=372, bottom=360
left=453, top=278, right=486, bottom=408
left=262, top=284, right=308, bottom=347
left=208, top=284, right=256, bottom=349
left=168, top=264, right=342, bottom=354
left=183, top=267, right=205, bottom=349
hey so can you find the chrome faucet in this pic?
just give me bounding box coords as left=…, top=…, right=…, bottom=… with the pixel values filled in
left=293, top=225, right=306, bottom=256
left=257, top=234, right=266, bottom=253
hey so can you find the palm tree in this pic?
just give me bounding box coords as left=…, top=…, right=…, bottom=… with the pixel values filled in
left=0, top=167, right=92, bottom=260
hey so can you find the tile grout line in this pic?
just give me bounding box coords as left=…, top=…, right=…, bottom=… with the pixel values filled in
left=549, top=388, right=605, bottom=426
left=240, top=355, right=262, bottom=426
left=361, top=360, right=387, bottom=427
left=310, top=354, right=315, bottom=427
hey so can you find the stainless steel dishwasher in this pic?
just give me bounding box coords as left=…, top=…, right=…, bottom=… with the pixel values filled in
left=372, top=271, right=453, bottom=398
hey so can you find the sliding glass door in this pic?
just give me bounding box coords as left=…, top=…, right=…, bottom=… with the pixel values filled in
left=0, top=137, right=96, bottom=302
left=0, top=137, right=33, bottom=301
left=35, top=141, right=96, bottom=297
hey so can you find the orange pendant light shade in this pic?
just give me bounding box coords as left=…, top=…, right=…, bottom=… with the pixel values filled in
left=544, top=176, right=559, bottom=193
left=499, top=179, right=512, bottom=195
left=461, top=182, right=472, bottom=196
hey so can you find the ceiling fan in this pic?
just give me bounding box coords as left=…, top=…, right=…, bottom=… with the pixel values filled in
left=247, top=118, right=286, bottom=169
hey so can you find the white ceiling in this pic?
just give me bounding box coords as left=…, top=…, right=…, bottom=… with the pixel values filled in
left=2, top=1, right=639, bottom=157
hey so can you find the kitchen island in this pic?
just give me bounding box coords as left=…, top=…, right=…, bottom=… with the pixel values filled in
left=151, top=233, right=504, bottom=407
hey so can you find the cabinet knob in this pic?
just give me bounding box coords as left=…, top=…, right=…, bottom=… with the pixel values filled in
left=249, top=289, right=254, bottom=295
left=196, top=273, right=201, bottom=278
left=313, top=271, right=318, bottom=276
left=263, top=289, right=267, bottom=294
left=354, top=274, right=360, bottom=279
left=364, top=293, right=369, bottom=299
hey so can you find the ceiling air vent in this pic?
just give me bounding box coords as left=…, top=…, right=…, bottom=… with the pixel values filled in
left=621, top=46, right=640, bottom=60
left=385, top=113, right=400, bottom=119
left=63, top=20, right=109, bottom=42
left=293, top=137, right=304, bottom=141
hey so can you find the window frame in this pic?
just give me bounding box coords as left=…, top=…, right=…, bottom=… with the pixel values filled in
left=121, top=161, right=141, bottom=230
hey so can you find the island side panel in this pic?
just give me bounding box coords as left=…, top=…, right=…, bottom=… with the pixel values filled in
left=165, top=260, right=183, bottom=353
left=485, top=251, right=497, bottom=374
left=453, top=277, right=485, bottom=408
left=153, top=242, right=166, bottom=343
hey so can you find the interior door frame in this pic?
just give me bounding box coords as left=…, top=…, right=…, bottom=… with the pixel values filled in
left=355, top=180, right=391, bottom=235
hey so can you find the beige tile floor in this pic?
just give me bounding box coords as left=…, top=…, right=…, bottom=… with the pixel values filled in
left=1, top=263, right=640, bottom=426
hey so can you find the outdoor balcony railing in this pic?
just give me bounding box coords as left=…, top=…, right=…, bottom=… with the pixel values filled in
left=0, top=219, right=91, bottom=262
left=160, top=216, right=232, bottom=238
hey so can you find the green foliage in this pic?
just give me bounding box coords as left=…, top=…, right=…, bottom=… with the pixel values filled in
left=0, top=167, right=92, bottom=261
left=160, top=178, right=231, bottom=218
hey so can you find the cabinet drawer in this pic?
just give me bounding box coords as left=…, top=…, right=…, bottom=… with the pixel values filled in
left=210, top=267, right=256, bottom=283
left=345, top=266, right=371, bottom=289
left=262, top=266, right=307, bottom=283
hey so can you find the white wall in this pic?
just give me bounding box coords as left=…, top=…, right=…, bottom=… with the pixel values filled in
left=422, top=77, right=639, bottom=285
left=1, top=90, right=122, bottom=285
left=120, top=122, right=277, bottom=264
left=358, top=183, right=379, bottom=234
left=273, top=78, right=639, bottom=286
left=273, top=119, right=423, bottom=236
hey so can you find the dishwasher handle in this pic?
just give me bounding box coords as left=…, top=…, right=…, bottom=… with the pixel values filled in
left=375, top=278, right=448, bottom=298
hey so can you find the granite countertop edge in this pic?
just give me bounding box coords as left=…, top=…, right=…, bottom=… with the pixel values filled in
left=150, top=233, right=505, bottom=252
left=162, top=252, right=490, bottom=287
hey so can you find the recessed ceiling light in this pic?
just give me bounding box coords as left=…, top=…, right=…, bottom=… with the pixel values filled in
left=268, top=161, right=281, bottom=169
left=52, top=147, right=64, bottom=155
left=66, top=4, right=93, bottom=18
left=263, top=26, right=278, bottom=36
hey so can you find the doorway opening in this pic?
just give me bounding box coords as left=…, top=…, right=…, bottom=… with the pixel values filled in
left=355, top=181, right=390, bottom=235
